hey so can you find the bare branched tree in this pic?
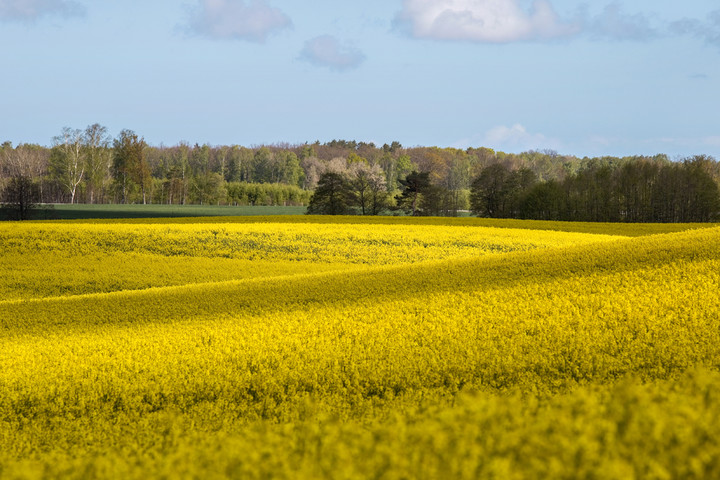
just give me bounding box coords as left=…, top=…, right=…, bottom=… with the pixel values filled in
left=50, top=127, right=85, bottom=204
left=83, top=124, right=112, bottom=204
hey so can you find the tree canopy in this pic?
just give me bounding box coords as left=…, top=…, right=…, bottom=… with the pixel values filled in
left=1, top=126, right=719, bottom=222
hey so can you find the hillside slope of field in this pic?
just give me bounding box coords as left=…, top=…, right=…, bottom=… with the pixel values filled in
left=1, top=218, right=719, bottom=479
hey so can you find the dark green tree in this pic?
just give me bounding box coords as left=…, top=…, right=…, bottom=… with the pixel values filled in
left=307, top=171, right=351, bottom=215
left=395, top=171, right=431, bottom=216
left=253, top=147, right=273, bottom=183
left=277, top=151, right=303, bottom=187
left=470, top=163, right=510, bottom=217
left=470, top=164, right=537, bottom=218
left=113, top=130, right=150, bottom=204
left=420, top=184, right=454, bottom=216
left=519, top=180, right=565, bottom=220
left=1, top=175, right=39, bottom=220
left=680, top=155, right=720, bottom=222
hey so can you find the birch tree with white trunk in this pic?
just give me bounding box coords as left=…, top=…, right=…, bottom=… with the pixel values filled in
left=50, top=127, right=85, bottom=204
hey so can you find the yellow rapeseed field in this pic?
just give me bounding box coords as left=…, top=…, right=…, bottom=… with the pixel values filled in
left=1, top=216, right=719, bottom=479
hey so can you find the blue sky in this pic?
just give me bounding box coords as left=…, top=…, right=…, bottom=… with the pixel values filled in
left=1, top=0, right=719, bottom=159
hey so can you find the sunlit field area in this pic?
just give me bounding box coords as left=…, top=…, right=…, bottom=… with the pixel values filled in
left=1, top=216, right=720, bottom=479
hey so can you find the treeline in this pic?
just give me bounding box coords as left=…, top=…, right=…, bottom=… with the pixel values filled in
left=0, top=126, right=312, bottom=207
left=469, top=156, right=720, bottom=223
left=0, top=125, right=565, bottom=208
left=1, top=124, right=719, bottom=221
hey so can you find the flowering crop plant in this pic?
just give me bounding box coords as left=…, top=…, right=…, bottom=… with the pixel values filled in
left=1, top=216, right=719, bottom=479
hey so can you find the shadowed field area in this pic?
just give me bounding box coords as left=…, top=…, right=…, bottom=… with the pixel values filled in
left=1, top=217, right=719, bottom=478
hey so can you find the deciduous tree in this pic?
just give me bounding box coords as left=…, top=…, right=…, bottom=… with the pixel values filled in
left=347, top=162, right=389, bottom=215
left=1, top=175, right=39, bottom=220
left=83, top=124, right=112, bottom=204
left=113, top=130, right=150, bottom=204
left=50, top=127, right=84, bottom=204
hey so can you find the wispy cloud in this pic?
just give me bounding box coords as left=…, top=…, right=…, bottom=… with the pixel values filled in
left=483, top=123, right=561, bottom=151
left=299, top=35, right=366, bottom=72
left=455, top=124, right=561, bottom=151
left=393, top=1, right=676, bottom=44
left=584, top=3, right=659, bottom=41
left=0, top=0, right=85, bottom=22
left=705, top=136, right=720, bottom=148
left=187, top=0, right=292, bottom=43
left=394, top=0, right=579, bottom=43
left=671, top=9, right=720, bottom=49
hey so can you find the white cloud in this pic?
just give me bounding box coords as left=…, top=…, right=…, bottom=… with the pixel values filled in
left=0, top=0, right=84, bottom=22
left=394, top=0, right=578, bottom=43
left=485, top=124, right=527, bottom=144
left=299, top=35, right=366, bottom=72
left=483, top=123, right=560, bottom=151
left=187, top=0, right=291, bottom=43
left=395, top=1, right=674, bottom=44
